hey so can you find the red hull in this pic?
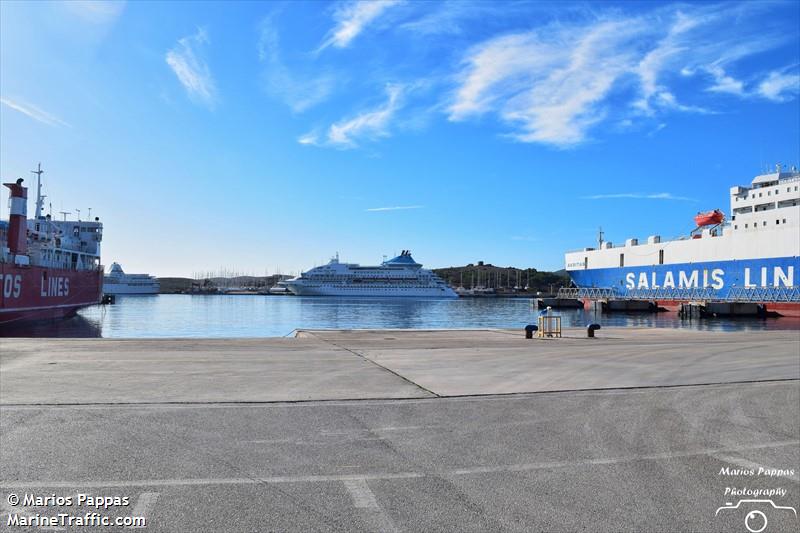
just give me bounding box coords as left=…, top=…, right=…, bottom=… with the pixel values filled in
left=581, top=298, right=800, bottom=318
left=0, top=264, right=102, bottom=325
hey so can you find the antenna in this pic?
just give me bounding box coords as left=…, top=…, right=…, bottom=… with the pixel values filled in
left=75, top=208, right=81, bottom=221
left=88, top=207, right=92, bottom=219
left=31, top=163, right=45, bottom=219
left=59, top=211, right=71, bottom=221
left=598, top=226, right=604, bottom=248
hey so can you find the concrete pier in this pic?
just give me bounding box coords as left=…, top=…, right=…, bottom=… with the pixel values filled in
left=1, top=328, right=798, bottom=532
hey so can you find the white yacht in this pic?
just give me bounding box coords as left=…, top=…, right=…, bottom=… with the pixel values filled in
left=284, top=251, right=457, bottom=297
left=103, top=262, right=159, bottom=295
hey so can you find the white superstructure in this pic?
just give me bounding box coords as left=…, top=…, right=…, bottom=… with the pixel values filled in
left=284, top=251, right=457, bottom=297
left=564, top=166, right=800, bottom=299
left=566, top=166, right=800, bottom=271
left=103, top=262, right=160, bottom=295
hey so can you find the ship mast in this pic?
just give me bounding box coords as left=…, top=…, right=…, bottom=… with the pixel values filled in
left=31, top=163, right=45, bottom=219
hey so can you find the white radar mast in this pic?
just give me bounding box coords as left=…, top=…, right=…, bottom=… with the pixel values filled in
left=31, top=163, right=45, bottom=219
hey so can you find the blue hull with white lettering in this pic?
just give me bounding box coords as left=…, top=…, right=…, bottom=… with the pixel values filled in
left=568, top=256, right=799, bottom=300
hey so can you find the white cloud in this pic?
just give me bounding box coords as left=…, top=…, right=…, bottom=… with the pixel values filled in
left=259, top=18, right=335, bottom=112
left=448, top=4, right=794, bottom=147
left=165, top=28, right=216, bottom=108
left=62, top=1, right=126, bottom=25
left=318, top=0, right=402, bottom=51
left=0, top=98, right=70, bottom=127
left=449, top=19, right=644, bottom=147
left=301, top=84, right=405, bottom=149
left=705, top=64, right=745, bottom=95
left=297, top=131, right=319, bottom=146
left=757, top=69, right=800, bottom=102
left=365, top=205, right=424, bottom=212
left=647, top=123, right=667, bottom=137
left=581, top=192, right=696, bottom=201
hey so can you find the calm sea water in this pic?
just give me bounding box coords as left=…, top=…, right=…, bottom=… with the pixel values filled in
left=2, top=294, right=799, bottom=338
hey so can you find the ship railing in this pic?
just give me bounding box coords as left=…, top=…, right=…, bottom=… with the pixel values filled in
left=557, top=287, right=617, bottom=299
left=571, top=286, right=800, bottom=302
left=725, top=286, right=800, bottom=302
left=625, top=287, right=717, bottom=301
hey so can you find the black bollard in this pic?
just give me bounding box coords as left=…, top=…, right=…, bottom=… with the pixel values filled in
left=587, top=323, right=601, bottom=338
left=525, top=324, right=538, bottom=339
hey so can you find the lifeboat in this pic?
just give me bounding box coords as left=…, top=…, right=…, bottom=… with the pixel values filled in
left=694, top=209, right=724, bottom=227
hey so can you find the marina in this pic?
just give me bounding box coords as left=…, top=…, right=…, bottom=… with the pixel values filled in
left=2, top=294, right=798, bottom=338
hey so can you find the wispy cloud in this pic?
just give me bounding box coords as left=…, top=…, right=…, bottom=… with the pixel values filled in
left=318, top=0, right=402, bottom=52
left=0, top=98, right=70, bottom=127
left=259, top=17, right=336, bottom=112
left=448, top=4, right=792, bottom=147
left=581, top=192, right=697, bottom=201
left=647, top=123, right=667, bottom=137
left=300, top=84, right=406, bottom=149
left=365, top=205, right=424, bottom=212
left=166, top=28, right=216, bottom=108
left=62, top=0, right=126, bottom=25
left=757, top=67, right=800, bottom=102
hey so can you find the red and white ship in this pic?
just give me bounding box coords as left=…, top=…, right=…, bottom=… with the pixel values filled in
left=1, top=165, right=103, bottom=325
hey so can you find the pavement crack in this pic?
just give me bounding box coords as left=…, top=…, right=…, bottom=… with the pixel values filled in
left=307, top=332, right=439, bottom=398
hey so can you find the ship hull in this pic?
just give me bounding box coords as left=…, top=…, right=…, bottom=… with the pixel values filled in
left=286, top=284, right=458, bottom=298
left=568, top=256, right=798, bottom=296
left=102, top=283, right=159, bottom=295
left=0, top=264, right=103, bottom=326
left=568, top=256, right=800, bottom=317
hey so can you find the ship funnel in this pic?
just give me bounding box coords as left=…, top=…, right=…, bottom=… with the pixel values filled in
left=4, top=179, right=29, bottom=255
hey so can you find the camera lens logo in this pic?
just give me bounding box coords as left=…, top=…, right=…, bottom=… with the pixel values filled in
left=715, top=499, right=797, bottom=532
left=744, top=510, right=768, bottom=533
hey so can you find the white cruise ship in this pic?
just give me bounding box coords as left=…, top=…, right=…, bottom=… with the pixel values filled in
left=103, top=262, right=160, bottom=295
left=284, top=251, right=457, bottom=297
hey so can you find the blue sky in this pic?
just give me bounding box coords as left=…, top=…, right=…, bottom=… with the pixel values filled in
left=1, top=0, right=799, bottom=277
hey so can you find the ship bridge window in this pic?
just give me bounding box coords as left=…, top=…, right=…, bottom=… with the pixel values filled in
left=619, top=253, right=624, bottom=267
left=733, top=206, right=752, bottom=214
left=778, top=199, right=797, bottom=208
left=754, top=202, right=775, bottom=212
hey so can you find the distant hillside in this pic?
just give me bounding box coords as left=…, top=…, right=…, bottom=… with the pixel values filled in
left=157, top=275, right=291, bottom=294
left=432, top=263, right=570, bottom=293
left=157, top=277, right=193, bottom=294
